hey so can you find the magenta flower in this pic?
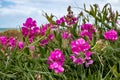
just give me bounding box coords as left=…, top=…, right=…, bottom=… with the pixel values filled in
left=81, top=23, right=95, bottom=33
left=40, top=39, right=49, bottom=46
left=23, top=17, right=37, bottom=28
left=22, top=17, right=41, bottom=43
left=71, top=38, right=90, bottom=55
left=49, top=62, right=64, bottom=73
left=28, top=27, right=40, bottom=43
left=33, top=27, right=40, bottom=35
left=40, top=34, right=54, bottom=47
left=48, top=34, right=54, bottom=40
left=70, top=53, right=93, bottom=67
left=8, top=37, right=16, bottom=48
left=85, top=59, right=93, bottom=67
left=62, top=32, right=68, bottom=39
left=60, top=17, right=65, bottom=23
left=21, top=27, right=29, bottom=37
left=80, top=30, right=93, bottom=40
left=18, top=41, right=24, bottom=49
left=0, top=36, right=7, bottom=46
left=70, top=51, right=93, bottom=67
left=104, top=29, right=118, bottom=41
left=56, top=17, right=65, bottom=25
left=47, top=49, right=65, bottom=73
left=70, top=56, right=85, bottom=65
left=85, top=51, right=92, bottom=60
left=56, top=20, right=61, bottom=25
left=61, top=31, right=72, bottom=39
left=70, top=38, right=93, bottom=67
left=40, top=24, right=47, bottom=36
left=29, top=29, right=35, bottom=38
left=80, top=23, right=95, bottom=40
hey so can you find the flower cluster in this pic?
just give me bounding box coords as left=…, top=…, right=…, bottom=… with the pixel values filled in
left=80, top=24, right=95, bottom=40
left=39, top=24, right=54, bottom=46
left=55, top=15, right=77, bottom=26
left=70, top=38, right=93, bottom=67
left=22, top=18, right=54, bottom=45
left=22, top=17, right=40, bottom=43
left=56, top=17, right=65, bottom=25
left=71, top=38, right=90, bottom=55
left=104, top=29, right=118, bottom=41
left=0, top=36, right=24, bottom=49
left=47, top=49, right=65, bottom=73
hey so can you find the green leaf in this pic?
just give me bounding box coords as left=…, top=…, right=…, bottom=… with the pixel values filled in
left=45, top=13, right=56, bottom=25
left=115, top=11, right=118, bottom=23
left=109, top=65, right=120, bottom=78
left=24, top=47, right=30, bottom=55
left=90, top=5, right=94, bottom=15
left=70, top=22, right=78, bottom=39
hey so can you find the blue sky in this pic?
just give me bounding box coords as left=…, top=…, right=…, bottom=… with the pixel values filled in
left=0, top=0, right=120, bottom=28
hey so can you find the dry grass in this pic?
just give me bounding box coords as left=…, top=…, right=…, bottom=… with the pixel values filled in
left=0, top=29, right=22, bottom=40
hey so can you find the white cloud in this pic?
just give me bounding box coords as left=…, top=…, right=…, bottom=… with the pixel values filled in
left=0, top=0, right=69, bottom=16
left=0, top=0, right=71, bottom=28
left=0, top=6, right=40, bottom=16
left=107, top=0, right=120, bottom=4
left=0, top=0, right=120, bottom=28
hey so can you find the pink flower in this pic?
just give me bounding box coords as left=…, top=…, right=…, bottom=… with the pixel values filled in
left=21, top=27, right=29, bottom=37
left=70, top=38, right=93, bottom=67
left=70, top=51, right=93, bottom=67
left=29, top=36, right=34, bottom=43
left=70, top=56, right=85, bottom=65
left=47, top=49, right=65, bottom=73
left=40, top=39, right=49, bottom=46
left=71, top=38, right=90, bottom=55
left=85, top=51, right=92, bottom=60
left=40, top=34, right=54, bottom=47
left=80, top=30, right=93, bottom=40
left=85, top=59, right=93, bottom=67
left=81, top=23, right=95, bottom=33
left=80, top=23, right=95, bottom=40
left=61, top=31, right=72, bottom=39
left=18, top=41, right=24, bottom=49
left=29, top=29, right=35, bottom=38
left=48, top=34, right=54, bottom=40
left=22, top=18, right=41, bottom=42
left=0, top=36, right=7, bottom=46
left=40, top=24, right=48, bottom=36
left=8, top=37, right=16, bottom=48
left=56, top=20, right=61, bottom=25
left=104, top=29, right=118, bottom=41
left=49, top=62, right=64, bottom=73
left=33, top=27, right=40, bottom=35
left=56, top=17, right=65, bottom=25
left=60, top=17, right=65, bottom=23
left=23, top=17, right=37, bottom=28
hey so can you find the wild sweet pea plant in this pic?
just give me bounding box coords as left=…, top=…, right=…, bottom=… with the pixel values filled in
left=0, top=3, right=120, bottom=80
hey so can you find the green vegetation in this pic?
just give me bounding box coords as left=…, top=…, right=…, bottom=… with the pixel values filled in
left=0, top=3, right=120, bottom=80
